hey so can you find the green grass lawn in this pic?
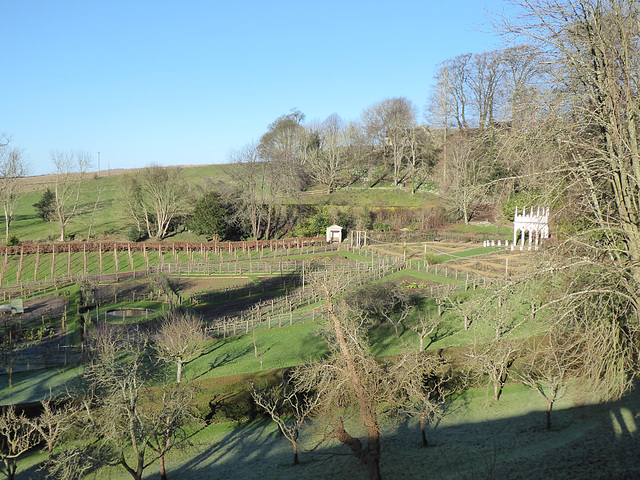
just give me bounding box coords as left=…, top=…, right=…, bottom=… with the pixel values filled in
left=450, top=224, right=512, bottom=235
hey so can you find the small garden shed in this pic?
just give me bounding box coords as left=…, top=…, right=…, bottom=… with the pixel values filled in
left=326, top=225, right=343, bottom=243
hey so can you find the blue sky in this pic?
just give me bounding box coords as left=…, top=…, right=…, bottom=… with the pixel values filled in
left=1, top=1, right=505, bottom=175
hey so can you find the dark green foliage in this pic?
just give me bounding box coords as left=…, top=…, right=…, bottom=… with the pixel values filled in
left=5, top=235, right=19, bottom=246
left=187, top=191, right=229, bottom=240
left=33, top=188, right=55, bottom=222
left=126, top=226, right=146, bottom=243
left=373, top=222, right=393, bottom=232
left=291, top=208, right=330, bottom=237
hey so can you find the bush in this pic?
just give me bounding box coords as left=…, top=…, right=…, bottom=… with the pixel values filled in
left=291, top=208, right=331, bottom=237
left=373, top=222, right=392, bottom=232
left=5, top=235, right=19, bottom=246
left=126, top=226, right=146, bottom=243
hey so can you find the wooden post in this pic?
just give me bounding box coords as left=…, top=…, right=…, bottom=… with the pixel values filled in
left=113, top=244, right=119, bottom=273
left=128, top=244, right=134, bottom=271
left=83, top=245, right=87, bottom=276
left=67, top=244, right=72, bottom=278
left=34, top=246, right=40, bottom=282
left=98, top=244, right=103, bottom=276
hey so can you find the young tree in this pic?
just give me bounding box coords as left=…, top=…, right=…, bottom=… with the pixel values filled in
left=0, top=142, right=27, bottom=243
left=515, top=331, right=582, bottom=429
left=26, top=397, right=79, bottom=460
left=50, top=150, right=91, bottom=241
left=33, top=188, right=56, bottom=222
left=251, top=372, right=321, bottom=465
left=0, top=406, right=38, bottom=480
left=154, top=311, right=205, bottom=384
left=394, top=352, right=454, bottom=447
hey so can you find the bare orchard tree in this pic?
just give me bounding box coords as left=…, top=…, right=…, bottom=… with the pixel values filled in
left=145, top=382, right=201, bottom=480
left=393, top=352, right=455, bottom=447
left=50, top=150, right=91, bottom=241
left=251, top=371, right=321, bottom=465
left=0, top=140, right=27, bottom=243
left=464, top=283, right=530, bottom=402
left=0, top=406, right=38, bottom=480
left=412, top=299, right=448, bottom=352
left=295, top=283, right=392, bottom=480
left=25, top=397, right=79, bottom=461
left=467, top=338, right=519, bottom=403
left=154, top=311, right=205, bottom=384
left=79, top=331, right=198, bottom=480
left=515, top=331, right=582, bottom=429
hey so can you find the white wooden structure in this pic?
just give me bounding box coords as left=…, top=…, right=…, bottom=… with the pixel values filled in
left=513, top=206, right=550, bottom=250
left=326, top=225, right=343, bottom=243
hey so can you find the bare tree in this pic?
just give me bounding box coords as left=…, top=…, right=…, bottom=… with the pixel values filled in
left=412, top=301, right=446, bottom=352
left=296, top=283, right=389, bottom=480
left=145, top=382, right=201, bottom=480
left=0, top=407, right=38, bottom=480
left=50, top=150, right=90, bottom=241
left=500, top=0, right=640, bottom=399
left=362, top=97, right=417, bottom=186
left=394, top=352, right=454, bottom=447
left=515, top=331, right=582, bottom=429
left=440, top=134, right=488, bottom=224
left=467, top=338, right=519, bottom=403
left=0, top=141, right=27, bottom=243
left=26, top=397, right=79, bottom=460
left=122, top=165, right=190, bottom=240
left=305, top=114, right=351, bottom=194
left=155, top=311, right=205, bottom=384
left=251, top=372, right=321, bottom=465
left=226, top=143, right=267, bottom=240
left=469, top=50, right=505, bottom=131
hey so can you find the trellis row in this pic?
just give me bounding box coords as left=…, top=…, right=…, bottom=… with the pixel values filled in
left=0, top=237, right=326, bottom=256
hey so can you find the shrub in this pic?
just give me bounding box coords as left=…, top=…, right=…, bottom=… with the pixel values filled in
left=126, top=226, right=146, bottom=243
left=5, top=235, right=19, bottom=247
left=373, top=222, right=392, bottom=232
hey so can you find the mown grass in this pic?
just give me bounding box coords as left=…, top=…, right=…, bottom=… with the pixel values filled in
left=450, top=224, right=512, bottom=234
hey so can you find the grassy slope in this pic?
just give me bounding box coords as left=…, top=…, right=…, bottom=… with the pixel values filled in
left=8, top=164, right=438, bottom=244
left=17, top=383, right=639, bottom=480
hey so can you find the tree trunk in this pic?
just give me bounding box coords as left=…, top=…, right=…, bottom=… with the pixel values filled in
left=4, top=210, right=9, bottom=243
left=293, top=440, right=299, bottom=465
left=176, top=359, right=183, bottom=384
left=160, top=454, right=168, bottom=480
left=420, top=416, right=428, bottom=447
left=546, top=400, right=553, bottom=430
